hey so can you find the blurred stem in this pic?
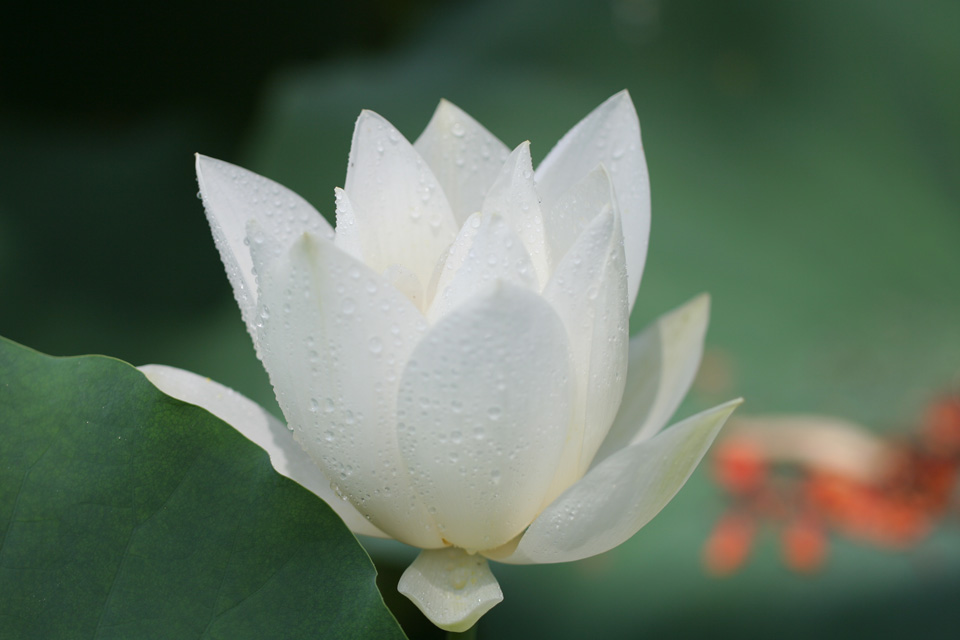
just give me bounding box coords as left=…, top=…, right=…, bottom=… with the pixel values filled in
left=447, top=625, right=477, bottom=640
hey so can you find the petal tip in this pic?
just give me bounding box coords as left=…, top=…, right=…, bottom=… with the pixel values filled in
left=691, top=291, right=711, bottom=315
left=194, top=152, right=223, bottom=176
left=356, top=108, right=387, bottom=126
left=613, top=88, right=633, bottom=102
left=434, top=97, right=458, bottom=115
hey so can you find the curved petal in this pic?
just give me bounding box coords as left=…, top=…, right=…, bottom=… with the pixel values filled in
left=414, top=99, right=510, bottom=225
left=592, top=293, right=711, bottom=467
left=481, top=141, right=550, bottom=286
left=250, top=230, right=444, bottom=548
left=534, top=91, right=650, bottom=311
left=490, top=399, right=742, bottom=565
left=344, top=110, right=459, bottom=285
left=427, top=213, right=538, bottom=323
left=540, top=204, right=629, bottom=506
left=398, top=548, right=503, bottom=632
left=397, top=283, right=573, bottom=552
left=422, top=211, right=481, bottom=312
left=195, top=154, right=333, bottom=348
left=137, top=364, right=387, bottom=538
left=333, top=187, right=363, bottom=262
left=543, top=165, right=618, bottom=265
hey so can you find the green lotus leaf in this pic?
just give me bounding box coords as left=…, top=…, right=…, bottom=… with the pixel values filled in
left=0, top=336, right=406, bottom=640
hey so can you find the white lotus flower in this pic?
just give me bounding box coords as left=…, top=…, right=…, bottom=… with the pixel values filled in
left=140, top=91, right=741, bottom=632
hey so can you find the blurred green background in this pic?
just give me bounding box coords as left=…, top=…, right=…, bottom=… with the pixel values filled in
left=2, top=0, right=958, bottom=637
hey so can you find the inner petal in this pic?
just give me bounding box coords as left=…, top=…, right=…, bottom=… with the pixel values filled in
left=428, top=212, right=538, bottom=323
left=344, top=110, right=459, bottom=286
left=481, top=141, right=551, bottom=286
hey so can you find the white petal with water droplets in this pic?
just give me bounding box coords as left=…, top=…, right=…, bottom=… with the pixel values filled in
left=427, top=213, right=538, bottom=323
left=345, top=110, right=459, bottom=286
left=492, top=399, right=742, bottom=565
left=250, top=230, right=443, bottom=548
left=414, top=99, right=511, bottom=225
left=137, top=364, right=387, bottom=538
left=397, top=283, right=573, bottom=552
left=333, top=187, right=363, bottom=262
left=481, top=142, right=551, bottom=287
left=425, top=211, right=482, bottom=310
left=543, top=165, right=617, bottom=265
left=592, top=294, right=711, bottom=466
left=540, top=205, right=629, bottom=506
left=398, top=548, right=503, bottom=633
left=195, top=154, right=333, bottom=348
left=535, top=91, right=650, bottom=311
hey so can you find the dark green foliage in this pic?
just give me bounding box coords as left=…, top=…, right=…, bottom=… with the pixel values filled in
left=0, top=336, right=405, bottom=640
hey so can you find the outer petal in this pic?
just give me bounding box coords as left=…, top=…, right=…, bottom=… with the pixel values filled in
left=535, top=91, right=650, bottom=310
left=481, top=142, right=550, bottom=287
left=489, top=399, right=742, bottom=565
left=344, top=110, right=459, bottom=286
left=414, top=99, right=511, bottom=225
left=195, top=155, right=333, bottom=348
left=251, top=230, right=444, bottom=548
left=137, top=364, right=387, bottom=538
left=540, top=204, right=629, bottom=506
left=592, top=293, right=711, bottom=466
left=427, top=212, right=538, bottom=323
left=398, top=548, right=503, bottom=632
left=397, top=283, right=573, bottom=552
